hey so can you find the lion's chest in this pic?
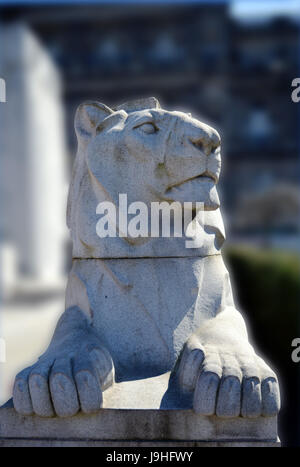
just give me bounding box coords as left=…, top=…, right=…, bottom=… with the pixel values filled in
left=68, top=255, right=230, bottom=380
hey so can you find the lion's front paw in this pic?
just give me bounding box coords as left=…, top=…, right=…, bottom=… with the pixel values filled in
left=178, top=338, right=280, bottom=418
left=13, top=344, right=114, bottom=418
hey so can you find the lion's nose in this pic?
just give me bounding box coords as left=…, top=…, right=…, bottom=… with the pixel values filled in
left=189, top=127, right=220, bottom=157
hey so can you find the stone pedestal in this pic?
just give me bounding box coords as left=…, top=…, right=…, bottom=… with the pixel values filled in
left=0, top=373, right=280, bottom=447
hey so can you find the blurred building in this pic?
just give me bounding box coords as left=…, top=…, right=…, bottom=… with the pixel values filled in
left=0, top=21, right=68, bottom=405
left=0, top=22, right=68, bottom=295
left=0, top=4, right=229, bottom=167
left=226, top=17, right=300, bottom=246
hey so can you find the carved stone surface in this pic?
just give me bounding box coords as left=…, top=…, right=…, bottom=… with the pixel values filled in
left=5, top=98, right=280, bottom=443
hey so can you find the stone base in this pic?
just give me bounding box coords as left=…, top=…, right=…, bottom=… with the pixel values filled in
left=0, top=374, right=280, bottom=447
left=0, top=399, right=280, bottom=447
left=0, top=439, right=280, bottom=447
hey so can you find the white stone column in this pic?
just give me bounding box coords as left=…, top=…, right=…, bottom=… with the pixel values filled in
left=0, top=23, right=67, bottom=285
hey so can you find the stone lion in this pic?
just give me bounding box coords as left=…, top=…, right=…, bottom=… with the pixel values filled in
left=13, top=97, right=280, bottom=419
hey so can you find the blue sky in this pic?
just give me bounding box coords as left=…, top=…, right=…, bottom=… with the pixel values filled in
left=231, top=0, right=300, bottom=19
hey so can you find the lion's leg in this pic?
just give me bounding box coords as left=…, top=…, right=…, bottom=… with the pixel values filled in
left=13, top=306, right=114, bottom=417
left=177, top=306, right=280, bottom=418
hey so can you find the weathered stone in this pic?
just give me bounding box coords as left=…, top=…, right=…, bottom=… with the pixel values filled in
left=0, top=394, right=279, bottom=447
left=3, top=97, right=280, bottom=445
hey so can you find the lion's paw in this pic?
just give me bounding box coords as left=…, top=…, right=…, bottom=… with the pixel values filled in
left=178, top=340, right=280, bottom=418
left=13, top=344, right=114, bottom=417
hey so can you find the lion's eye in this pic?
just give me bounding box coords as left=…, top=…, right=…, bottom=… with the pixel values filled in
left=135, top=122, right=157, bottom=134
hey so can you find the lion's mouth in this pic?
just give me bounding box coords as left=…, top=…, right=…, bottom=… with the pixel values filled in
left=166, top=171, right=218, bottom=193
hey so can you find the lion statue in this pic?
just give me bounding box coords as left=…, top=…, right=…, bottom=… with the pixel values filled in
left=13, top=97, right=280, bottom=419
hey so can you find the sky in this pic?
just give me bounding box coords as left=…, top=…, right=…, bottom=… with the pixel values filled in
left=231, top=0, right=300, bottom=20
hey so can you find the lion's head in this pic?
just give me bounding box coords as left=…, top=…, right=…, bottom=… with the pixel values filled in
left=67, top=97, right=224, bottom=258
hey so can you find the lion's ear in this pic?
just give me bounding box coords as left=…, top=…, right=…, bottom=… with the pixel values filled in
left=75, top=101, right=113, bottom=139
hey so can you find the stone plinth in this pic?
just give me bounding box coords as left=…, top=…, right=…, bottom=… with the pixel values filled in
left=0, top=403, right=280, bottom=447
left=0, top=373, right=280, bottom=447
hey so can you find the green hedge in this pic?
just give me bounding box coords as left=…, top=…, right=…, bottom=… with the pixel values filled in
left=224, top=246, right=300, bottom=363
left=223, top=246, right=300, bottom=445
